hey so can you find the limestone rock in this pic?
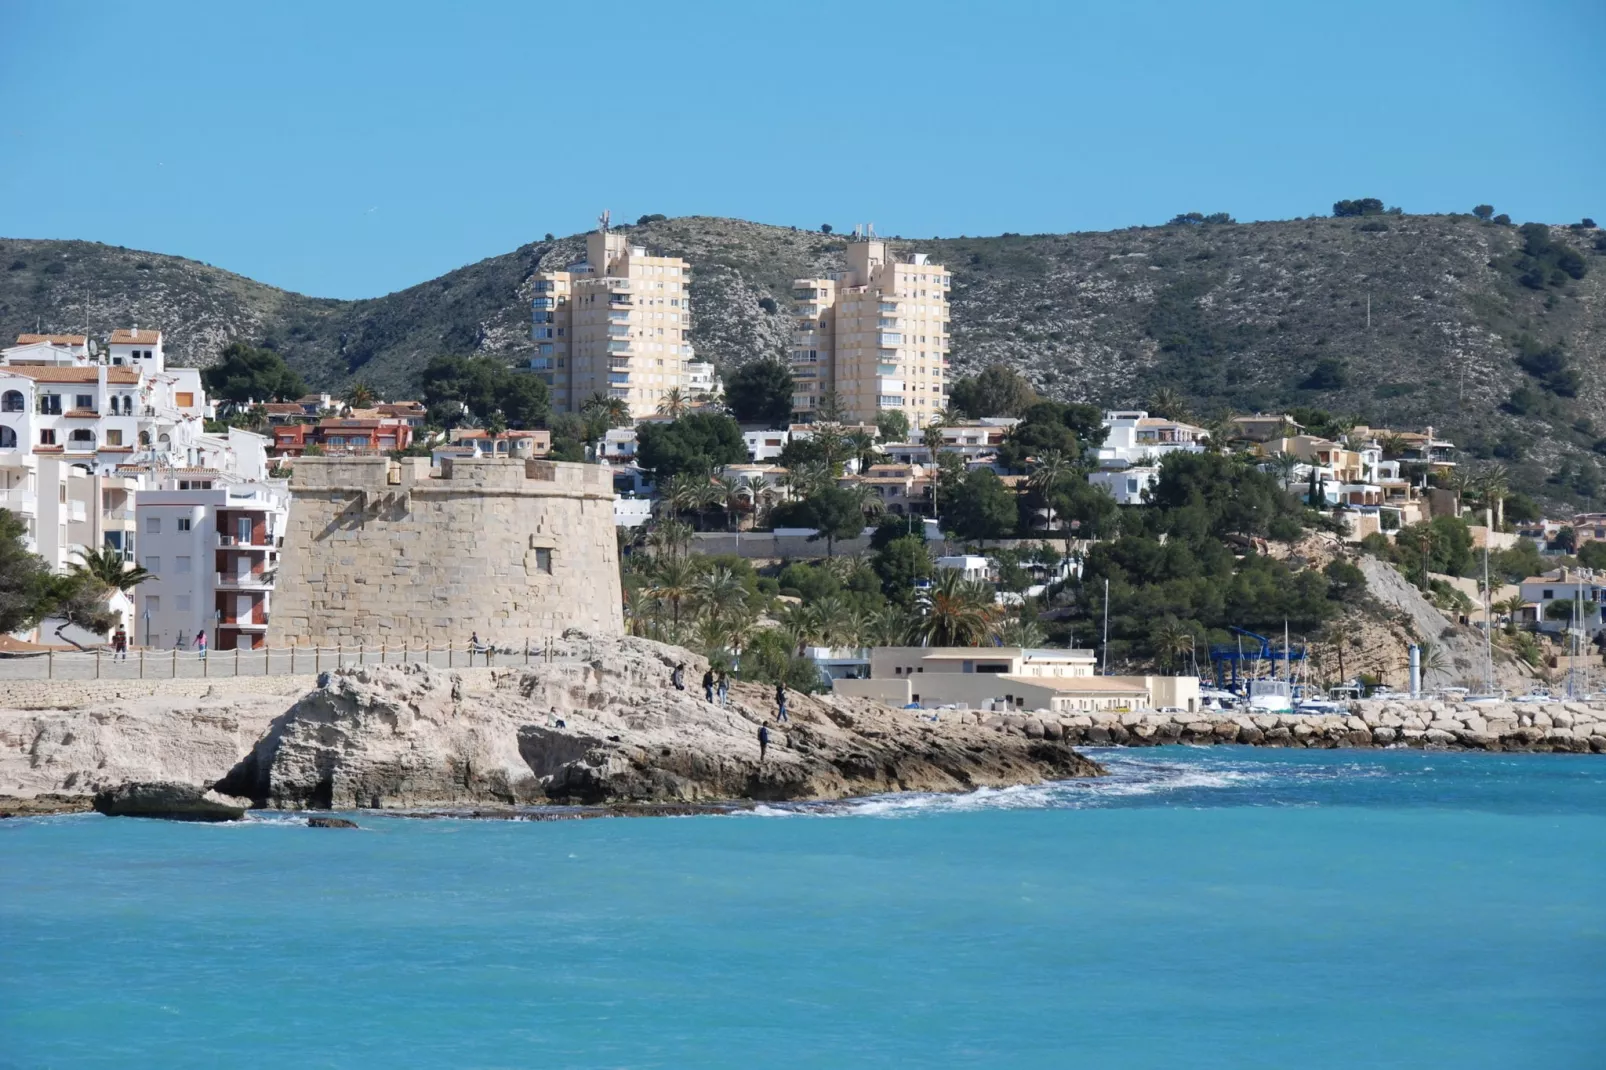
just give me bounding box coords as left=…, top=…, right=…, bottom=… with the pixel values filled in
left=308, top=816, right=360, bottom=828
left=92, top=781, right=251, bottom=822
left=212, top=635, right=1103, bottom=810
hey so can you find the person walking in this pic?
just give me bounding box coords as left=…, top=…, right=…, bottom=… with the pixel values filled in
left=774, top=682, right=788, bottom=722
left=716, top=670, right=730, bottom=707
left=757, top=723, right=770, bottom=762
left=471, top=631, right=484, bottom=665
left=702, top=668, right=715, bottom=703
left=112, top=627, right=128, bottom=662
left=672, top=663, right=686, bottom=691
left=194, top=630, right=208, bottom=660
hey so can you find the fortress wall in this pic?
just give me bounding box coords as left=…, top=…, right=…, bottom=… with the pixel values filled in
left=269, top=456, right=623, bottom=646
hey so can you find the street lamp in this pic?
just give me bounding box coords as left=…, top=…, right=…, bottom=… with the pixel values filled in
left=142, top=608, right=151, bottom=649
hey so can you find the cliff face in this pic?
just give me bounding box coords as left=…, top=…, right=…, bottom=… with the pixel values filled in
left=217, top=636, right=1102, bottom=809
left=5, top=214, right=1602, bottom=506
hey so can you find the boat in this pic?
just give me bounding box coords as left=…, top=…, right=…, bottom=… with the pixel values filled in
left=1295, top=697, right=1348, bottom=715
left=1246, top=678, right=1294, bottom=713
left=1512, top=689, right=1554, bottom=704
left=1199, top=687, right=1239, bottom=711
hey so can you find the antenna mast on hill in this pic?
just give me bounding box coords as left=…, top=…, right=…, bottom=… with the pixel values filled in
left=598, top=209, right=610, bottom=235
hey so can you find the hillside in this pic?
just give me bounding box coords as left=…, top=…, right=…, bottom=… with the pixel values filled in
left=3, top=213, right=1603, bottom=506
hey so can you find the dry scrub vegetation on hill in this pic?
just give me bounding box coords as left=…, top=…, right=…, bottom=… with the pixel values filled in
left=3, top=211, right=1602, bottom=505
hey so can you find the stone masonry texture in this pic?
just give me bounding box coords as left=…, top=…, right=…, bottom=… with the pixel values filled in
left=269, top=456, right=623, bottom=647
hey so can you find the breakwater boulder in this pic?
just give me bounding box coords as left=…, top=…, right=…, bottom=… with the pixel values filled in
left=92, top=781, right=252, bottom=821
left=962, top=699, right=1606, bottom=752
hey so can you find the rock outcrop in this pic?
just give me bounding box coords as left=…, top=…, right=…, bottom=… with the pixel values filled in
left=91, top=781, right=252, bottom=821
left=214, top=634, right=1104, bottom=810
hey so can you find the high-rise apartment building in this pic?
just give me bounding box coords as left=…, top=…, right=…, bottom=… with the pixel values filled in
left=790, top=237, right=951, bottom=426
left=531, top=218, right=694, bottom=420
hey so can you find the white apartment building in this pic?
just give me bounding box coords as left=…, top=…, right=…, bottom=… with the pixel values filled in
left=791, top=236, right=952, bottom=426
left=135, top=468, right=289, bottom=652
left=531, top=217, right=695, bottom=419
left=685, top=360, right=719, bottom=399
left=1, top=330, right=287, bottom=648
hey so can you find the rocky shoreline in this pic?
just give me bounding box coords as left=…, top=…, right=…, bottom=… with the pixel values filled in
left=1, top=634, right=1104, bottom=818
left=966, top=699, right=1606, bottom=753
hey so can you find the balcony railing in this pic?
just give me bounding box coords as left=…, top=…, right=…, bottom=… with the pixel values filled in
left=216, top=571, right=272, bottom=589
left=217, top=533, right=278, bottom=548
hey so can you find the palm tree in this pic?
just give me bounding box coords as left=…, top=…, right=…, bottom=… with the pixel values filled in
left=1476, top=466, right=1509, bottom=530
left=844, top=480, right=886, bottom=522
left=922, top=419, right=949, bottom=516
left=1201, top=411, right=1236, bottom=454
left=712, top=474, right=744, bottom=531
left=344, top=382, right=377, bottom=409
left=997, top=614, right=1046, bottom=649
left=1147, top=387, right=1190, bottom=422
left=583, top=392, right=631, bottom=428
left=70, top=545, right=154, bottom=596
left=647, top=556, right=697, bottom=633
left=657, top=388, right=689, bottom=419
left=779, top=601, right=823, bottom=654
left=1413, top=639, right=1448, bottom=680
left=1148, top=617, right=1196, bottom=674
left=646, top=517, right=693, bottom=561
left=811, top=423, right=849, bottom=472
left=846, top=429, right=879, bottom=473
left=914, top=568, right=1002, bottom=647
left=1027, top=448, right=1074, bottom=541
left=692, top=565, right=748, bottom=626
left=865, top=604, right=913, bottom=647
left=1266, top=451, right=1303, bottom=490
left=789, top=460, right=832, bottom=500
left=659, top=473, right=704, bottom=527
left=1377, top=433, right=1409, bottom=461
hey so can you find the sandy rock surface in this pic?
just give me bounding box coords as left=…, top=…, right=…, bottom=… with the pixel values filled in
left=218, top=635, right=1103, bottom=809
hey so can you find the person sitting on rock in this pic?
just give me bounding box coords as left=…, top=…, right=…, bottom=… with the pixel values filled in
left=672, top=663, right=686, bottom=691
left=702, top=668, right=715, bottom=703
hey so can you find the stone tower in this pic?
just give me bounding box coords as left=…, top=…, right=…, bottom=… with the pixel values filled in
left=269, top=455, right=623, bottom=647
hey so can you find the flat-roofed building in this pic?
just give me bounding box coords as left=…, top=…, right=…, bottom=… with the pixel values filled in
left=532, top=216, right=694, bottom=420
left=790, top=236, right=951, bottom=427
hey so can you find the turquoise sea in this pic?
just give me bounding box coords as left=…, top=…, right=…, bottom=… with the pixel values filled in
left=2, top=748, right=1603, bottom=1069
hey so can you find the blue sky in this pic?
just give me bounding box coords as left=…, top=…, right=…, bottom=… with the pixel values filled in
left=2, top=0, right=1601, bottom=299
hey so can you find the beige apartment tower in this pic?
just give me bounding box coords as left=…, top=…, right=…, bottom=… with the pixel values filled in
left=531, top=219, right=694, bottom=420
left=791, top=237, right=951, bottom=426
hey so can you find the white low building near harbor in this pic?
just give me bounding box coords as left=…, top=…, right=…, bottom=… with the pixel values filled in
left=832, top=646, right=1200, bottom=714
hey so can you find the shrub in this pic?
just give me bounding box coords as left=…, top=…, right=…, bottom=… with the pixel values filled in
left=1472, top=205, right=1494, bottom=221
left=636, top=214, right=667, bottom=225
left=6, top=259, right=24, bottom=271
left=1333, top=198, right=1385, bottom=217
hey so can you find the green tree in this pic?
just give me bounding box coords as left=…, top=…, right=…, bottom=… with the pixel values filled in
left=0, top=510, right=50, bottom=634
left=1333, top=198, right=1386, bottom=217
left=1472, top=204, right=1495, bottom=221
left=875, top=409, right=910, bottom=443
left=636, top=414, right=747, bottom=482
left=724, top=359, right=795, bottom=426
left=419, top=355, right=550, bottom=429
left=943, top=468, right=1017, bottom=545
left=913, top=568, right=1001, bottom=647
left=69, top=545, right=154, bottom=597
left=996, top=401, right=1106, bottom=469
left=202, top=342, right=307, bottom=404
left=344, top=382, right=377, bottom=408
left=656, top=387, right=689, bottom=419
left=871, top=535, right=933, bottom=605
left=804, top=486, right=868, bottom=557
left=947, top=364, right=1038, bottom=418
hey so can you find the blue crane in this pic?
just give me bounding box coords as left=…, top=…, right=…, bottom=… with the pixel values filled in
left=1208, top=626, right=1306, bottom=690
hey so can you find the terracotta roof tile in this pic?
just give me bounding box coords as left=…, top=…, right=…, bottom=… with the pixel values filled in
left=15, top=334, right=87, bottom=346
left=0, top=366, right=139, bottom=383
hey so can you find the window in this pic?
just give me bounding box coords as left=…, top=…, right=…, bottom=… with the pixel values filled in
left=0, top=427, right=12, bottom=448
left=535, top=547, right=553, bottom=574
left=1, top=390, right=22, bottom=412
left=175, top=556, right=191, bottom=574
left=75, top=394, right=94, bottom=410
left=176, top=595, right=191, bottom=611
left=105, top=430, right=123, bottom=446
left=145, top=516, right=161, bottom=534
left=1543, top=589, right=1554, bottom=600
left=144, top=556, right=160, bottom=573
left=144, top=595, right=159, bottom=614
left=175, top=392, right=194, bottom=408
left=177, top=517, right=191, bottom=531
left=38, top=393, right=61, bottom=415
left=39, top=429, right=56, bottom=446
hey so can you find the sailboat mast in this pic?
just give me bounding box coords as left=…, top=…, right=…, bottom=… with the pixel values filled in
left=1483, top=507, right=1494, bottom=693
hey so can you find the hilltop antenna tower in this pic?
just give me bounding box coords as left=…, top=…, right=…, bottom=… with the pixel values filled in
left=598, top=209, right=610, bottom=235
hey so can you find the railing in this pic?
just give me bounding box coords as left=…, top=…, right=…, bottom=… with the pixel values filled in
left=215, top=571, right=271, bottom=588
left=0, top=640, right=601, bottom=681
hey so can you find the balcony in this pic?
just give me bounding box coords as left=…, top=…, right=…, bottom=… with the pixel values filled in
left=217, top=532, right=277, bottom=549
left=220, top=615, right=269, bottom=630
left=607, top=357, right=632, bottom=370
left=878, top=332, right=903, bottom=348
left=609, top=296, right=632, bottom=307
left=607, top=373, right=631, bottom=385
left=64, top=409, right=100, bottom=419
left=66, top=500, right=88, bottom=523
left=606, top=341, right=632, bottom=353
left=0, top=489, right=37, bottom=514
left=607, top=326, right=631, bottom=337
left=216, top=571, right=273, bottom=589
left=607, top=387, right=630, bottom=400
